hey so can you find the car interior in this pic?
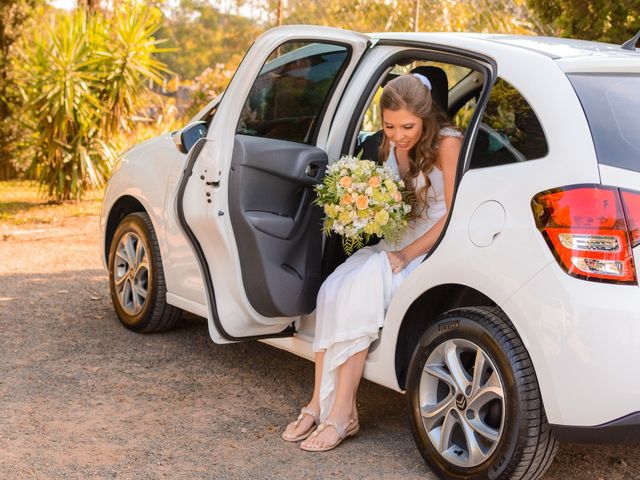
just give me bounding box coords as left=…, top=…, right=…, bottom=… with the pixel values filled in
left=353, top=61, right=482, bottom=163
left=321, top=58, right=487, bottom=280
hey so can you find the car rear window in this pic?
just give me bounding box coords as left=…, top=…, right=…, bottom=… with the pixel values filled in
left=568, top=73, right=640, bottom=172
left=469, top=77, right=548, bottom=169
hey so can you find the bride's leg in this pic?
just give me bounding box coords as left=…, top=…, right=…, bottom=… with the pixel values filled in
left=282, top=350, right=324, bottom=440
left=308, top=350, right=324, bottom=413
left=300, top=347, right=367, bottom=449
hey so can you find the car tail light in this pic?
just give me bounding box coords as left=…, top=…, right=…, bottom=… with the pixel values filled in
left=531, top=185, right=639, bottom=284
left=620, top=189, right=640, bottom=248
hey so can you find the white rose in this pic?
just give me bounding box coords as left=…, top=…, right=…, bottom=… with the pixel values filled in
left=353, top=218, right=367, bottom=229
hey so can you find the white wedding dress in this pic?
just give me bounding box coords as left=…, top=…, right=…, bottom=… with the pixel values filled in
left=313, top=128, right=460, bottom=419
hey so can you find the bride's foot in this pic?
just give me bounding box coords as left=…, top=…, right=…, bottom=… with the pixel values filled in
left=300, top=407, right=359, bottom=452
left=282, top=405, right=320, bottom=442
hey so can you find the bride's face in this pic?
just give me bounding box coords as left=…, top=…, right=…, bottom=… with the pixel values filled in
left=382, top=108, right=423, bottom=153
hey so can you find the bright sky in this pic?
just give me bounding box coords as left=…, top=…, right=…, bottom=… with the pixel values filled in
left=47, top=0, right=260, bottom=15
left=49, top=0, right=76, bottom=9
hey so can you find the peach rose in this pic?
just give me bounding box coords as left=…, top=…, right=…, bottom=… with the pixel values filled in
left=356, top=194, right=369, bottom=210
left=368, top=176, right=381, bottom=188
left=341, top=193, right=353, bottom=205
left=339, top=176, right=353, bottom=188
left=394, top=191, right=402, bottom=202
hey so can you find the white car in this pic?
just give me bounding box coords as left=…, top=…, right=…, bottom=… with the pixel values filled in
left=100, top=26, right=640, bottom=479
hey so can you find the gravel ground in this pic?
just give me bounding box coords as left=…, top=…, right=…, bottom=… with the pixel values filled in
left=0, top=215, right=639, bottom=479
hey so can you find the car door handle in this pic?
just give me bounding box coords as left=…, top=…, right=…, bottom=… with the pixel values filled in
left=305, top=162, right=320, bottom=178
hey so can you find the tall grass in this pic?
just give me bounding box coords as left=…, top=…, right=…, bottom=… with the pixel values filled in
left=0, top=180, right=103, bottom=225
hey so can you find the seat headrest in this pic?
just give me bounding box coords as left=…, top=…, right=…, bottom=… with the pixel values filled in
left=410, top=66, right=448, bottom=113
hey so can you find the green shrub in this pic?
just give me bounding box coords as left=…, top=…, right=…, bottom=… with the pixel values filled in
left=12, top=3, right=170, bottom=202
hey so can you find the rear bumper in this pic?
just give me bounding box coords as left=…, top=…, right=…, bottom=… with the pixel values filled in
left=551, top=412, right=640, bottom=444
left=503, top=261, right=640, bottom=429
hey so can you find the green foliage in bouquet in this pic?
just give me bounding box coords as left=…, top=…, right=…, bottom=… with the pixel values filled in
left=314, top=156, right=412, bottom=255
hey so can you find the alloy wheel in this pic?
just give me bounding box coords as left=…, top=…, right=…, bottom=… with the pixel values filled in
left=419, top=338, right=505, bottom=467
left=113, top=232, right=150, bottom=316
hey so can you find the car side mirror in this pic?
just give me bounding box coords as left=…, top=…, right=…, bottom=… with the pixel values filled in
left=172, top=121, right=208, bottom=154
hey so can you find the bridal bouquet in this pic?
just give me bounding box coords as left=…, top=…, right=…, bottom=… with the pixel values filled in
left=314, top=155, right=411, bottom=255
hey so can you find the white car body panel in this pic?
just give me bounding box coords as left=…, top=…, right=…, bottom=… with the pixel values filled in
left=100, top=134, right=208, bottom=310
left=101, top=30, right=640, bottom=431
left=502, top=260, right=640, bottom=426
left=101, top=136, right=178, bottom=273
left=599, top=164, right=640, bottom=191
left=557, top=57, right=640, bottom=73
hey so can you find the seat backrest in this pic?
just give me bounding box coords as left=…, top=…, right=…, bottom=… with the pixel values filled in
left=409, top=65, right=449, bottom=113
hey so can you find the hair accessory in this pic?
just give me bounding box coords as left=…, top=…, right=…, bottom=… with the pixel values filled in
left=411, top=73, right=432, bottom=90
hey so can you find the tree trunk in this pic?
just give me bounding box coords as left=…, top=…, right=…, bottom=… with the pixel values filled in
left=78, top=0, right=101, bottom=13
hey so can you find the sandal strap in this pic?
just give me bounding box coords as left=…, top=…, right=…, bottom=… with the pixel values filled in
left=296, top=407, right=319, bottom=426
left=317, top=419, right=351, bottom=439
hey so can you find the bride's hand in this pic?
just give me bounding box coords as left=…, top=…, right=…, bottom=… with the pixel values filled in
left=387, top=250, right=410, bottom=273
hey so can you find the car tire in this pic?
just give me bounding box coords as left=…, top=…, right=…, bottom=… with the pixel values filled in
left=406, top=306, right=557, bottom=480
left=108, top=212, right=181, bottom=333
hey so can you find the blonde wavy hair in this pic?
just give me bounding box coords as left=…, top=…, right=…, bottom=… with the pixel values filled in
left=378, top=74, right=452, bottom=217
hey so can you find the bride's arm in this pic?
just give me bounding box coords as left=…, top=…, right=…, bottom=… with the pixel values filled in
left=387, top=136, right=462, bottom=274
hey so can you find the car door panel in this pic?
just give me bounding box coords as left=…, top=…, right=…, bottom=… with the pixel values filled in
left=228, top=135, right=327, bottom=317
left=177, top=26, right=370, bottom=341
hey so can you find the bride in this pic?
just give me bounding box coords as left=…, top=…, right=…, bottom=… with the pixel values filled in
left=282, top=73, right=463, bottom=452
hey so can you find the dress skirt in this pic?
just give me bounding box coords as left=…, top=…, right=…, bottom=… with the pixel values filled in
left=312, top=240, right=423, bottom=419
left=312, top=146, right=450, bottom=419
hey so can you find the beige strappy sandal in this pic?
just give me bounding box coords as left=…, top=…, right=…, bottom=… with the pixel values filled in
left=281, top=407, right=320, bottom=442
left=299, top=417, right=360, bottom=452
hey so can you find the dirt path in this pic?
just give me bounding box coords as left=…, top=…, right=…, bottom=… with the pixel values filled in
left=0, top=216, right=638, bottom=479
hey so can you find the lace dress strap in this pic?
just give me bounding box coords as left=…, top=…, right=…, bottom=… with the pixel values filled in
left=438, top=127, right=463, bottom=138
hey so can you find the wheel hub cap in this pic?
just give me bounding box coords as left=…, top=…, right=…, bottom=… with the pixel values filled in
left=419, top=338, right=505, bottom=468
left=113, top=232, right=149, bottom=316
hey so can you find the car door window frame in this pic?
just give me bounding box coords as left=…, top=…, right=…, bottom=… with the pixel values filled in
left=340, top=45, right=497, bottom=177
left=332, top=44, right=496, bottom=266
left=235, top=39, right=355, bottom=147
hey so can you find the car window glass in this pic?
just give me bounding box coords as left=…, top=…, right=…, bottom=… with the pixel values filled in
left=237, top=41, right=349, bottom=144
left=568, top=73, right=640, bottom=173
left=470, top=78, right=548, bottom=169
left=453, top=96, right=477, bottom=131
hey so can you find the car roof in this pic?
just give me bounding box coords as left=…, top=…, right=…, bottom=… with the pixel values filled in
left=371, top=32, right=640, bottom=72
